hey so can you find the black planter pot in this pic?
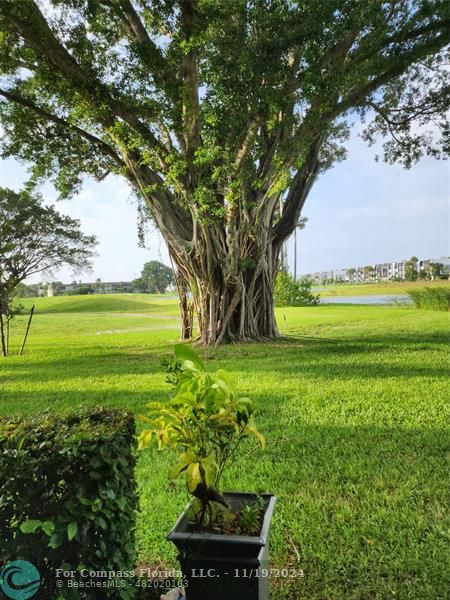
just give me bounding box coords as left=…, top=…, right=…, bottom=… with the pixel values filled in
left=167, top=492, right=276, bottom=600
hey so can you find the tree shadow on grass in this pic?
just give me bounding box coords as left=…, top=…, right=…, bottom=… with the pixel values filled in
left=269, top=329, right=448, bottom=347
left=3, top=328, right=448, bottom=388
left=0, top=348, right=169, bottom=384
left=212, top=334, right=449, bottom=380
left=225, top=421, right=449, bottom=599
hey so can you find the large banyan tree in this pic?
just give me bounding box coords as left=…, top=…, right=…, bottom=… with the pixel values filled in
left=0, top=1, right=448, bottom=343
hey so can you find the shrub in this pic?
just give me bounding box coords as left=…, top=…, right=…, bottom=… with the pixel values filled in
left=0, top=408, right=137, bottom=599
left=406, top=287, right=450, bottom=311
left=274, top=271, right=320, bottom=306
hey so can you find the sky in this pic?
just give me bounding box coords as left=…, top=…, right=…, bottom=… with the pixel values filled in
left=294, top=128, right=449, bottom=275
left=0, top=125, right=449, bottom=284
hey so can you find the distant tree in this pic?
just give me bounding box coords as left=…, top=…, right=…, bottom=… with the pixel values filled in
left=14, top=283, right=28, bottom=298
left=131, top=277, right=144, bottom=293
left=429, top=262, right=443, bottom=280
left=71, top=284, right=95, bottom=295
left=114, top=282, right=132, bottom=293
left=15, top=282, right=41, bottom=298
left=0, top=187, right=97, bottom=355
left=405, top=257, right=419, bottom=281
left=346, top=268, right=356, bottom=281
left=92, top=277, right=103, bottom=292
left=140, top=261, right=174, bottom=294
left=363, top=265, right=375, bottom=280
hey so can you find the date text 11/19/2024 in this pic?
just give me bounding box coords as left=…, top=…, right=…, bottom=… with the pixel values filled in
left=188, top=568, right=305, bottom=579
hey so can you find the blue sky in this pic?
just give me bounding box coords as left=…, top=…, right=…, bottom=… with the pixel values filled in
left=292, top=128, right=449, bottom=275
left=0, top=125, right=448, bottom=283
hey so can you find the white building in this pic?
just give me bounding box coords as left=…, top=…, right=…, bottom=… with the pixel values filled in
left=307, top=256, right=450, bottom=283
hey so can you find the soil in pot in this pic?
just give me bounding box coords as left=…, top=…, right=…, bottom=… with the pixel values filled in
left=187, top=495, right=266, bottom=536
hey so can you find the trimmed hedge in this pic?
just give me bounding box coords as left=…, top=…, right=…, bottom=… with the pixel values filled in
left=0, top=408, right=137, bottom=599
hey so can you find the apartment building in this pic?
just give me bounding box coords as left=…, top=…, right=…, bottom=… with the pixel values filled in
left=310, top=257, right=449, bottom=284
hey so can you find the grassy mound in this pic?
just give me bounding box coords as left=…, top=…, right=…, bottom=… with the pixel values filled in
left=18, top=293, right=178, bottom=315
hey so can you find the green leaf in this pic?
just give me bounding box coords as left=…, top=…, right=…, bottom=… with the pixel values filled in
left=116, top=498, right=126, bottom=511
left=92, top=498, right=102, bottom=512
left=237, top=398, right=255, bottom=413
left=19, top=519, right=42, bottom=534
left=67, top=521, right=78, bottom=541
left=216, top=369, right=237, bottom=396
left=145, top=402, right=164, bottom=411
left=174, top=344, right=205, bottom=371
left=237, top=398, right=256, bottom=423
left=204, top=386, right=226, bottom=409
left=200, top=455, right=217, bottom=487
left=137, top=414, right=153, bottom=423
left=186, top=462, right=203, bottom=493
left=42, top=520, right=55, bottom=536
left=137, top=429, right=152, bottom=450
left=170, top=450, right=196, bottom=479
left=49, top=533, right=63, bottom=549
left=170, top=391, right=196, bottom=406
left=79, top=496, right=92, bottom=506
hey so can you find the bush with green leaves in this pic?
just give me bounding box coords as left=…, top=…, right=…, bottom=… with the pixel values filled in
left=0, top=408, right=137, bottom=599
left=138, top=345, right=265, bottom=524
left=274, top=271, right=320, bottom=307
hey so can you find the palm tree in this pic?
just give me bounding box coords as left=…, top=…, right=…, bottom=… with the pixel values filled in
left=363, top=265, right=375, bottom=281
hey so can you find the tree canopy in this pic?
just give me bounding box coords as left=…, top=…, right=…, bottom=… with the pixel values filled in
left=405, top=255, right=419, bottom=281
left=0, top=0, right=448, bottom=343
left=133, top=260, right=174, bottom=294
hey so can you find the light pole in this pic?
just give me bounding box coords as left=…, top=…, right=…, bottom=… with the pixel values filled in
left=294, top=227, right=298, bottom=281
left=293, top=217, right=307, bottom=281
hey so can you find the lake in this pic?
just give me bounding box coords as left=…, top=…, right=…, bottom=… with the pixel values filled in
left=320, top=294, right=410, bottom=305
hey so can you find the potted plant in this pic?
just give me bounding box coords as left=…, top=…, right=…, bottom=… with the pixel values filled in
left=138, top=344, right=276, bottom=600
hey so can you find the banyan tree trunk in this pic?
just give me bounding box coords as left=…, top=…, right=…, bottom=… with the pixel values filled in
left=169, top=231, right=281, bottom=345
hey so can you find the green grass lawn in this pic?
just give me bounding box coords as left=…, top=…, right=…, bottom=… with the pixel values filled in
left=1, top=295, right=449, bottom=599
left=316, top=279, right=450, bottom=297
